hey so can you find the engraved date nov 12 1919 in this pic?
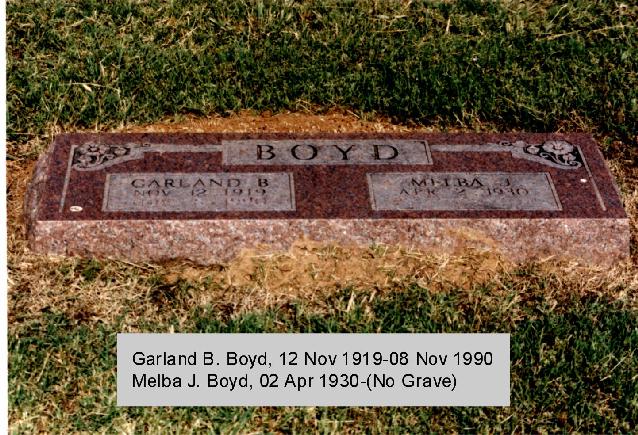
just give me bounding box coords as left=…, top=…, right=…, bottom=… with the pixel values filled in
left=102, top=172, right=295, bottom=212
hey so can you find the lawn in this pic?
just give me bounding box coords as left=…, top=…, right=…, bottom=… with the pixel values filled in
left=6, top=0, right=638, bottom=432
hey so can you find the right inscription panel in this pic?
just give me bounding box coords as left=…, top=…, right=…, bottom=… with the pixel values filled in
left=368, top=172, right=562, bottom=211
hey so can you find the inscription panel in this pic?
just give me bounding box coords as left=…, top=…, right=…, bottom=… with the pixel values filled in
left=368, top=172, right=561, bottom=211
left=103, top=173, right=295, bottom=212
left=222, top=139, right=432, bottom=165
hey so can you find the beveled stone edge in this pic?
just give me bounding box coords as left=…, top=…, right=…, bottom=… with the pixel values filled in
left=28, top=217, right=630, bottom=266
left=24, top=139, right=57, bottom=246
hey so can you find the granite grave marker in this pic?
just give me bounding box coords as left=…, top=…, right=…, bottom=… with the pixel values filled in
left=26, top=133, right=629, bottom=264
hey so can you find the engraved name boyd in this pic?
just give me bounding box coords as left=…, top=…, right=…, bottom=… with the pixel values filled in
left=103, top=172, right=295, bottom=212
left=368, top=172, right=562, bottom=211
left=222, top=139, right=432, bottom=165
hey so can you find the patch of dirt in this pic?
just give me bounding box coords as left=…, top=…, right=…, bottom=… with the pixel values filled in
left=167, top=241, right=508, bottom=295
left=120, top=110, right=436, bottom=134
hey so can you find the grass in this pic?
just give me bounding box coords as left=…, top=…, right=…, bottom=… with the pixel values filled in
left=8, top=245, right=638, bottom=432
left=9, top=279, right=637, bottom=432
left=6, top=0, right=638, bottom=432
left=7, top=0, right=638, bottom=150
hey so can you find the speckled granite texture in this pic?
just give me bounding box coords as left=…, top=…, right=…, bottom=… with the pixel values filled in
left=26, top=133, right=630, bottom=265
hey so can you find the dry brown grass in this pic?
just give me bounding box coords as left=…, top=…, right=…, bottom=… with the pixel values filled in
left=7, top=111, right=638, bottom=329
left=122, top=109, right=440, bottom=133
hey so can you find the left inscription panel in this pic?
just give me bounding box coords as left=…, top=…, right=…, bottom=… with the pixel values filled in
left=102, top=172, right=295, bottom=212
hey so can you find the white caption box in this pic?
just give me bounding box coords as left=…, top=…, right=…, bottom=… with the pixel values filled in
left=117, top=333, right=510, bottom=406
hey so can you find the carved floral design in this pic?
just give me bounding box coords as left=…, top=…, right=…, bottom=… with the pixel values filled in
left=496, top=140, right=583, bottom=169
left=542, top=140, right=573, bottom=155
left=72, top=143, right=136, bottom=170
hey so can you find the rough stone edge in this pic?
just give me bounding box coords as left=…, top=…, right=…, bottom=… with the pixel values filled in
left=24, top=139, right=57, bottom=248
left=28, top=218, right=630, bottom=266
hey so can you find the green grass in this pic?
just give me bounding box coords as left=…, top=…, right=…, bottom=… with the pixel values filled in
left=7, top=0, right=638, bottom=148
left=7, top=1, right=638, bottom=432
left=9, top=284, right=637, bottom=433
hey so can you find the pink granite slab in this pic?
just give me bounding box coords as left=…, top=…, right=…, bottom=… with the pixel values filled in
left=25, top=133, right=630, bottom=264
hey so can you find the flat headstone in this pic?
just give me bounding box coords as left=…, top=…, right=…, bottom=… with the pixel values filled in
left=26, top=133, right=629, bottom=265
